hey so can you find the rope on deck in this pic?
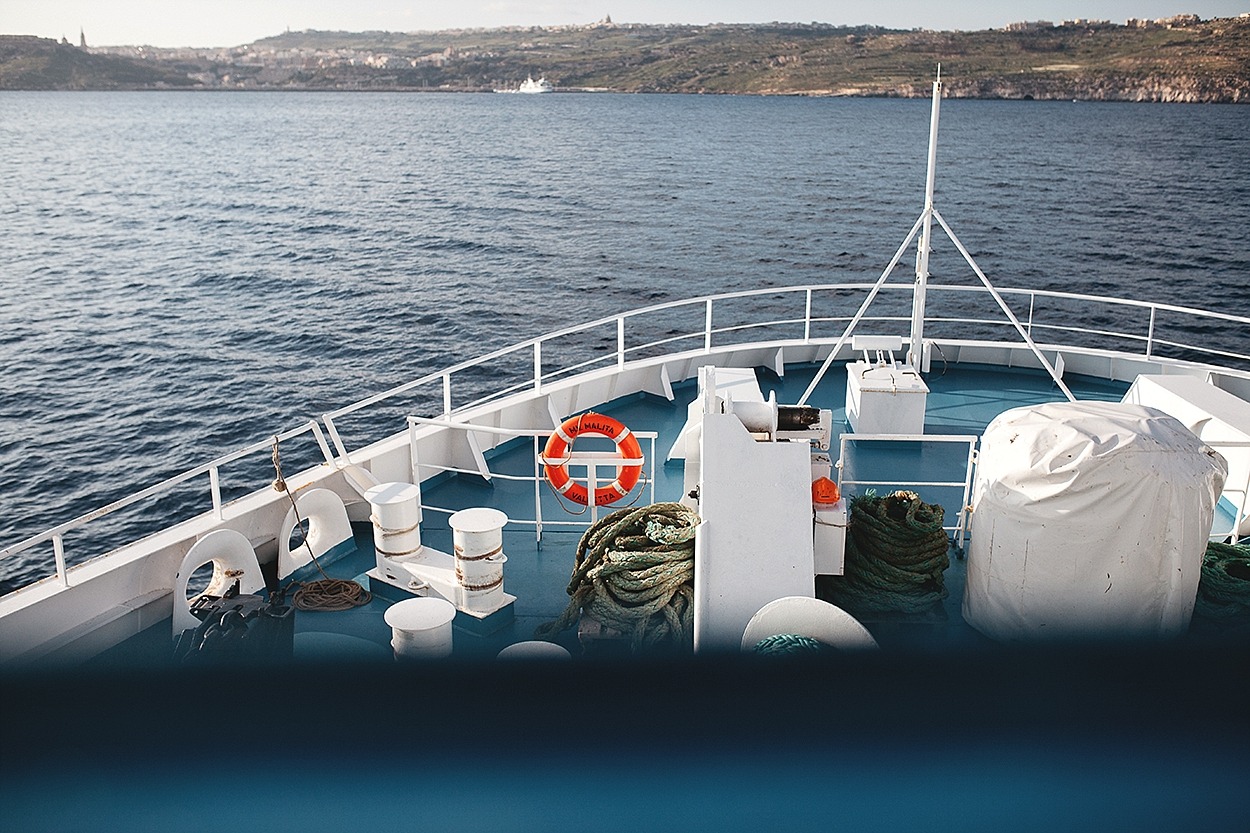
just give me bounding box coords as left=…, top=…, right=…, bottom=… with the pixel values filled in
left=535, top=502, right=699, bottom=652
left=291, top=578, right=372, bottom=612
left=824, top=490, right=950, bottom=617
left=272, top=438, right=372, bottom=612
left=753, top=634, right=828, bottom=656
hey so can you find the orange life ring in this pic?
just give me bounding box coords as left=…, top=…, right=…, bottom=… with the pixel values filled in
left=543, top=413, right=643, bottom=506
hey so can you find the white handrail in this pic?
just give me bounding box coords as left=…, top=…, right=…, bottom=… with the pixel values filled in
left=328, top=284, right=1248, bottom=421
left=0, top=420, right=334, bottom=572
left=316, top=282, right=1248, bottom=459
left=836, top=433, right=980, bottom=551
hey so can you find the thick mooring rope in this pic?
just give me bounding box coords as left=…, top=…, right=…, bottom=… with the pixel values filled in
left=1195, top=541, right=1250, bottom=622
left=825, top=490, right=950, bottom=616
left=753, top=634, right=828, bottom=656
left=535, top=502, right=699, bottom=651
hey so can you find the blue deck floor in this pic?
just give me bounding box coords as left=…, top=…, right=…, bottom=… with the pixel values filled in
left=283, top=362, right=1135, bottom=661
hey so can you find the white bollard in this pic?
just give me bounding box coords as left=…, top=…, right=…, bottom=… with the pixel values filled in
left=497, top=641, right=571, bottom=660
left=365, top=482, right=424, bottom=574
left=449, top=507, right=509, bottom=614
left=384, top=597, right=456, bottom=660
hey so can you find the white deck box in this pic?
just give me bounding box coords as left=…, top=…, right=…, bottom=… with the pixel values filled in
left=845, top=362, right=929, bottom=434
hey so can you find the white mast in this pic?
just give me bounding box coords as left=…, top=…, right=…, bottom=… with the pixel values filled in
left=907, top=66, right=941, bottom=371
left=797, top=65, right=1075, bottom=407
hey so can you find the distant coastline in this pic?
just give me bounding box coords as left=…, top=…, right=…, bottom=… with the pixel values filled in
left=3, top=15, right=1248, bottom=102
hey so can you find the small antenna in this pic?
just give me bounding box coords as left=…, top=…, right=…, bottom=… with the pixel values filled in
left=936, top=63, right=942, bottom=83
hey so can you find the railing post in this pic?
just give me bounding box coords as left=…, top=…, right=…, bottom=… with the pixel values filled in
left=209, top=466, right=222, bottom=520
left=958, top=443, right=977, bottom=552
left=310, top=422, right=336, bottom=465
left=704, top=298, right=713, bottom=353
left=1146, top=306, right=1157, bottom=358
left=804, top=288, right=812, bottom=343
left=409, top=417, right=420, bottom=483
left=648, top=435, right=656, bottom=506
left=533, top=340, right=542, bottom=391
left=442, top=372, right=453, bottom=417
left=1026, top=292, right=1035, bottom=337
left=617, top=316, right=626, bottom=369
left=53, top=533, right=68, bottom=588
left=323, top=416, right=351, bottom=462
left=533, top=435, right=544, bottom=547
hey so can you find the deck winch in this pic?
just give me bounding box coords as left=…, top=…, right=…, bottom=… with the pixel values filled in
left=727, top=395, right=832, bottom=446
left=727, top=390, right=848, bottom=577
left=678, top=365, right=849, bottom=650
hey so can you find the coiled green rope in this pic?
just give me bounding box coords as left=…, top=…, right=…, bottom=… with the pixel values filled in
left=753, top=634, right=827, bottom=656
left=824, top=490, right=950, bottom=616
left=535, top=502, right=699, bottom=652
left=1195, top=541, right=1250, bottom=621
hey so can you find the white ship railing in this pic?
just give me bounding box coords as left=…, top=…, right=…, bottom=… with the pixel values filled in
left=0, top=422, right=334, bottom=589
left=3, top=282, right=1247, bottom=592
left=319, top=282, right=1249, bottom=456
left=835, top=434, right=980, bottom=551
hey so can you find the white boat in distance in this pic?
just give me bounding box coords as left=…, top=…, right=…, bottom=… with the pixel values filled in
left=498, top=75, right=554, bottom=93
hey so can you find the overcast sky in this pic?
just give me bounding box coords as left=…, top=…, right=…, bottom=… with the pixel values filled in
left=6, top=1, right=1248, bottom=48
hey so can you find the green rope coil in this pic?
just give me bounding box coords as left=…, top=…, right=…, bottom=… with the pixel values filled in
left=825, top=490, right=950, bottom=616
left=1195, top=542, right=1250, bottom=622
left=754, top=634, right=827, bottom=656
left=535, top=502, right=699, bottom=652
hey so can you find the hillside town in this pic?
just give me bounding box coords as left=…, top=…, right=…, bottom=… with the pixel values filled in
left=65, top=14, right=1231, bottom=86
left=5, top=13, right=1246, bottom=101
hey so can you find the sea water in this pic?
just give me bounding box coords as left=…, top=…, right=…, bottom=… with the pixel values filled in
left=1, top=92, right=1248, bottom=591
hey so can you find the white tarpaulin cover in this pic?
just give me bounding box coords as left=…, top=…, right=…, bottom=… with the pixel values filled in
left=964, top=401, right=1227, bottom=642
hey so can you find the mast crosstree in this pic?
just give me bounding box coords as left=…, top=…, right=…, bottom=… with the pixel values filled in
left=798, top=69, right=1074, bottom=406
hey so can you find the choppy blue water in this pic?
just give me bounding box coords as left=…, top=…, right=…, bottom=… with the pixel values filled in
left=1, top=92, right=1248, bottom=591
